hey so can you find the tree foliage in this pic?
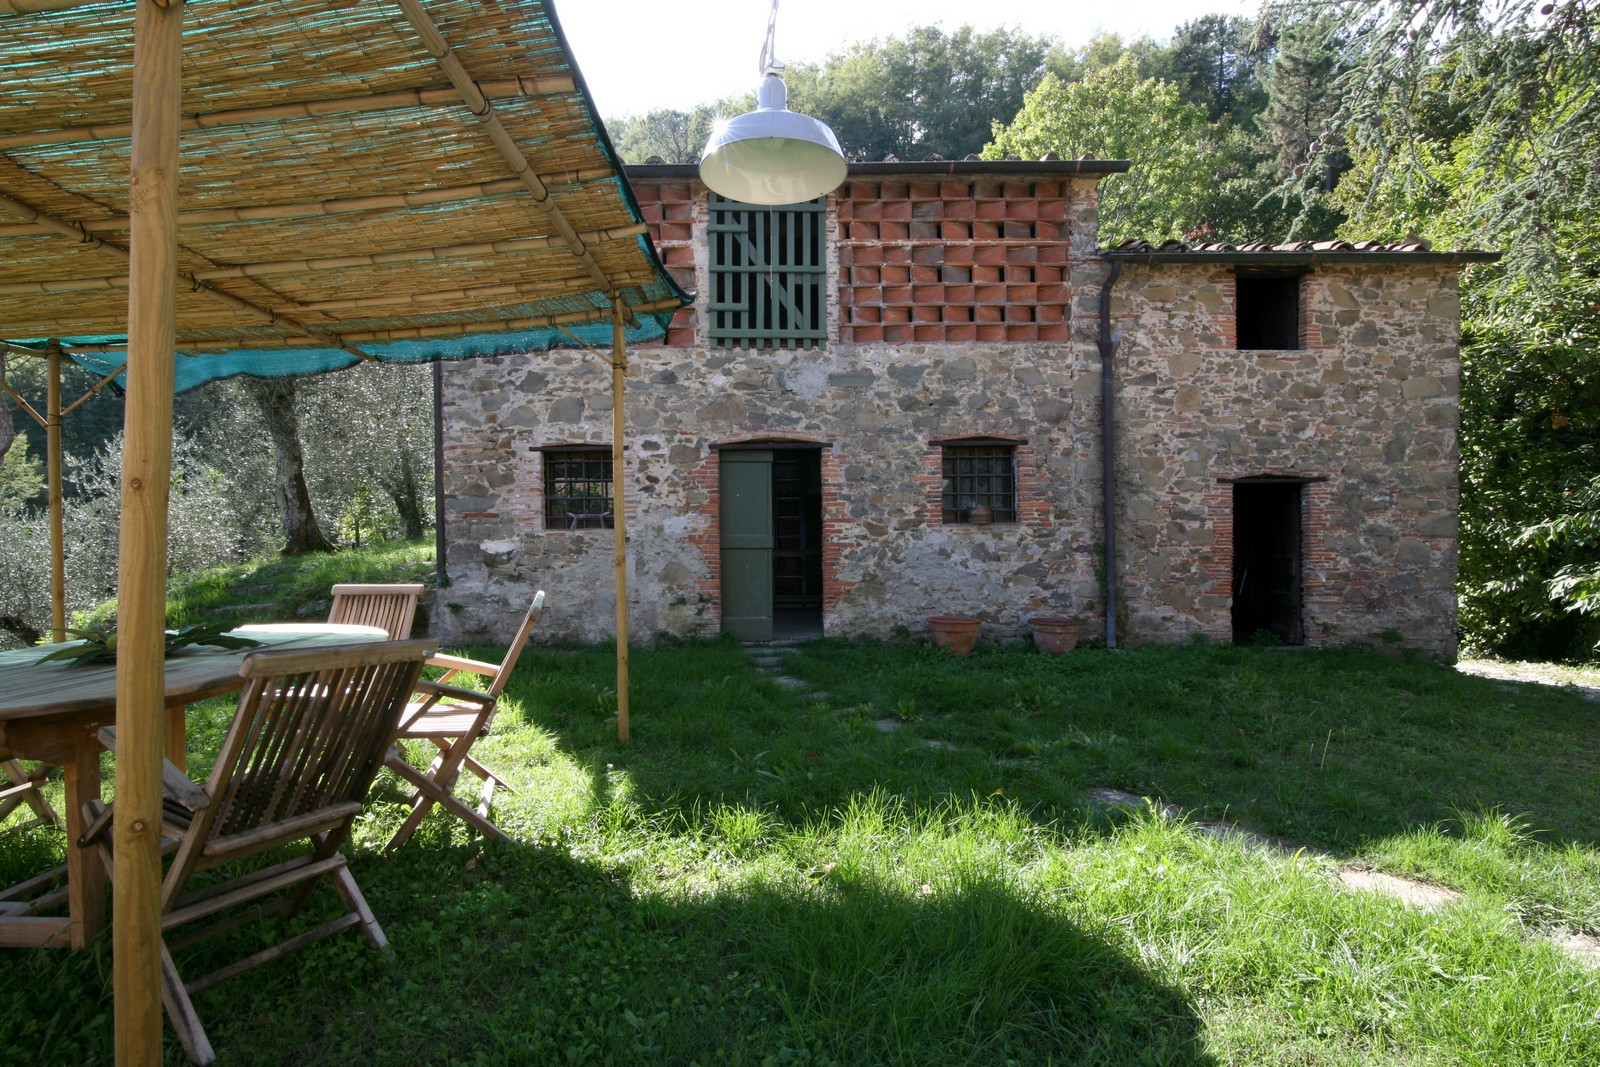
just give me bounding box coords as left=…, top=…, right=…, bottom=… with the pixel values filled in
left=984, top=59, right=1215, bottom=243
left=1160, top=15, right=1270, bottom=124
left=0, top=432, right=44, bottom=511
left=608, top=101, right=745, bottom=164
left=791, top=24, right=1054, bottom=162
left=1299, top=0, right=1600, bottom=658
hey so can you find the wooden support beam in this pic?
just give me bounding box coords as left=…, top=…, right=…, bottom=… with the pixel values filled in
left=612, top=296, right=631, bottom=746
left=45, top=341, right=64, bottom=641
left=0, top=0, right=102, bottom=13
left=56, top=295, right=689, bottom=354
left=0, top=224, right=649, bottom=296
left=395, top=0, right=616, bottom=294
left=118, top=2, right=182, bottom=1061
left=0, top=76, right=577, bottom=152
left=0, top=189, right=371, bottom=358
left=0, top=169, right=615, bottom=237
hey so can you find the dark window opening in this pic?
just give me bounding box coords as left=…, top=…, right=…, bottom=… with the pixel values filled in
left=709, top=194, right=827, bottom=350
left=940, top=444, right=1018, bottom=523
left=1236, top=273, right=1301, bottom=351
left=543, top=449, right=613, bottom=529
left=1232, top=480, right=1304, bottom=645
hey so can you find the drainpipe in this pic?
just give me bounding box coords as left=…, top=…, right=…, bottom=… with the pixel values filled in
left=1097, top=259, right=1123, bottom=649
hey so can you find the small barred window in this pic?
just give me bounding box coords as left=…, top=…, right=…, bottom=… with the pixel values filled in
left=940, top=443, right=1017, bottom=524
left=543, top=448, right=613, bottom=530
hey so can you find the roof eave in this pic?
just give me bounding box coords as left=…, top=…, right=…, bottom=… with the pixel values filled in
left=1100, top=250, right=1503, bottom=265
left=625, top=159, right=1132, bottom=181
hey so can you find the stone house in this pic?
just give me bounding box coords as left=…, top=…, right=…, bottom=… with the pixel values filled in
left=432, top=160, right=1495, bottom=657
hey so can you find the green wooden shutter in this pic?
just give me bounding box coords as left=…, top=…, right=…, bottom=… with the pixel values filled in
left=709, top=194, right=826, bottom=350
left=719, top=450, right=774, bottom=641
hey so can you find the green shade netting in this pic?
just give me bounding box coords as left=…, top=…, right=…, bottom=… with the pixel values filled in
left=53, top=311, right=670, bottom=394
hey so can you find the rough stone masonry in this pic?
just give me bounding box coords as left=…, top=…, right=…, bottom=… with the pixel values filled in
left=431, top=160, right=1493, bottom=658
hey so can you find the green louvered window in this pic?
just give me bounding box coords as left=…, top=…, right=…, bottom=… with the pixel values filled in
left=709, top=194, right=827, bottom=349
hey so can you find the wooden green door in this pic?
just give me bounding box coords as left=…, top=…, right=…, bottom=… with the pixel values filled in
left=720, top=451, right=774, bottom=640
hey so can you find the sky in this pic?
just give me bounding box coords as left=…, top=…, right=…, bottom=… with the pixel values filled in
left=558, top=0, right=1259, bottom=119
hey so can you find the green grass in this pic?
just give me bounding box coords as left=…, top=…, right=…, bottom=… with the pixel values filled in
left=5, top=561, right=1600, bottom=1064
left=78, top=539, right=435, bottom=631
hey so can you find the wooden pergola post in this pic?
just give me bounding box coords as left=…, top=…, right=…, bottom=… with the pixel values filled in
left=612, top=297, right=630, bottom=745
left=117, top=0, right=183, bottom=1062
left=45, top=340, right=65, bottom=642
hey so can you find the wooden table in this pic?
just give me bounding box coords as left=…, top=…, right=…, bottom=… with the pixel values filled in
left=0, top=623, right=388, bottom=949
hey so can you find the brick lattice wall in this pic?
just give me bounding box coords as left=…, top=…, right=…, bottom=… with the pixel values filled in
left=836, top=180, right=1071, bottom=343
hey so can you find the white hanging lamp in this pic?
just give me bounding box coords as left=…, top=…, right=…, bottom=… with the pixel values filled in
left=698, top=0, right=846, bottom=206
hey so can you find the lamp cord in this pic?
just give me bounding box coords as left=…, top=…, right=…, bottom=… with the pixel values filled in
left=759, top=0, right=784, bottom=76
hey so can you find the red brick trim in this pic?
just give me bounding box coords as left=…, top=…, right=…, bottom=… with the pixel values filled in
left=689, top=436, right=854, bottom=632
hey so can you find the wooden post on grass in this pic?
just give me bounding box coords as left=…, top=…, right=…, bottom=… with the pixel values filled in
left=45, top=340, right=64, bottom=642
left=611, top=297, right=629, bottom=744
left=118, top=0, right=184, bottom=1062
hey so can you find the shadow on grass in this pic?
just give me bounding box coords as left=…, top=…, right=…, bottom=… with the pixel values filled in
left=0, top=834, right=1211, bottom=1066
left=527, top=637, right=1600, bottom=857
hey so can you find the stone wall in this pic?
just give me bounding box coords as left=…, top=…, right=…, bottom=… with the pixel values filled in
left=1108, top=263, right=1462, bottom=654
left=433, top=338, right=1107, bottom=646
left=434, top=166, right=1465, bottom=657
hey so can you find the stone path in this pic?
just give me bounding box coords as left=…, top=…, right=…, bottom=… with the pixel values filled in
left=1456, top=658, right=1600, bottom=700
left=742, top=643, right=1600, bottom=970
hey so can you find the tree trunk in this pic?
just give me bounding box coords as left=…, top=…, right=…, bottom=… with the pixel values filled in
left=243, top=377, right=335, bottom=555
left=382, top=448, right=428, bottom=540
left=0, top=351, right=15, bottom=462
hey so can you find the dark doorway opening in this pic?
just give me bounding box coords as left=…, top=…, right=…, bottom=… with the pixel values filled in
left=771, top=449, right=824, bottom=639
left=1232, top=479, right=1304, bottom=645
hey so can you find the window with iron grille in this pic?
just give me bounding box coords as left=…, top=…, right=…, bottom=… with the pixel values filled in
left=940, top=442, right=1018, bottom=523
left=709, top=193, right=827, bottom=349
left=542, top=448, right=613, bottom=530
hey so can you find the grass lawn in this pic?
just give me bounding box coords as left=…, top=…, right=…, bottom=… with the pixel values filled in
left=5, top=623, right=1600, bottom=1064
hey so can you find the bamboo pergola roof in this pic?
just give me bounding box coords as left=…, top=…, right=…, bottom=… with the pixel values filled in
left=0, top=0, right=690, bottom=388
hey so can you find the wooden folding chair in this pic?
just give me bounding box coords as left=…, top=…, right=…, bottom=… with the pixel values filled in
left=384, top=592, right=545, bottom=850
left=79, top=639, right=432, bottom=1065
left=0, top=754, right=61, bottom=830
left=327, top=582, right=424, bottom=638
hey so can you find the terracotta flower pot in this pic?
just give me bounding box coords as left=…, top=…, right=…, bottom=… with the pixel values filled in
left=928, top=615, right=981, bottom=655
left=1029, top=616, right=1083, bottom=655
